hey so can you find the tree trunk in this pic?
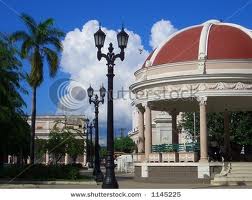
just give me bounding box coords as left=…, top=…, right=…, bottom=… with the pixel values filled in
left=73, top=155, right=77, bottom=163
left=55, top=154, right=63, bottom=164
left=30, top=87, right=37, bottom=164
left=20, top=148, right=23, bottom=166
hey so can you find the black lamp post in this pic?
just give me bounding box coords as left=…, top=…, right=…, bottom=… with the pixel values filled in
left=85, top=119, right=90, bottom=166
left=87, top=85, right=106, bottom=182
left=87, top=119, right=94, bottom=168
left=94, top=25, right=129, bottom=188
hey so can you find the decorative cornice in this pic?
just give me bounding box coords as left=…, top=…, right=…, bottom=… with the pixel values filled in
left=151, top=82, right=252, bottom=92
left=130, top=74, right=252, bottom=92
left=132, top=82, right=252, bottom=104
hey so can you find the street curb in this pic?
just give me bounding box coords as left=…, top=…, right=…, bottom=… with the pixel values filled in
left=0, top=180, right=97, bottom=186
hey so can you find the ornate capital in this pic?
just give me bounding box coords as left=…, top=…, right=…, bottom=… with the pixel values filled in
left=197, top=96, right=207, bottom=106
left=142, top=101, right=153, bottom=110
left=136, top=103, right=145, bottom=113
left=168, top=109, right=179, bottom=116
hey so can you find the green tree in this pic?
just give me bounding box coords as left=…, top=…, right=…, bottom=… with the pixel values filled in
left=10, top=14, right=64, bottom=164
left=66, top=138, right=84, bottom=163
left=47, top=130, right=66, bottom=164
left=100, top=147, right=107, bottom=158
left=114, top=136, right=136, bottom=153
left=47, top=120, right=85, bottom=164
left=34, top=139, right=47, bottom=161
left=0, top=34, right=30, bottom=165
left=180, top=112, right=252, bottom=146
left=230, top=112, right=252, bottom=145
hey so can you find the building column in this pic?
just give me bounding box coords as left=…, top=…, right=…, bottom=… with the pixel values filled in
left=27, top=157, right=31, bottom=164
left=137, top=105, right=145, bottom=153
left=199, top=97, right=208, bottom=162
left=83, top=153, right=87, bottom=166
left=144, top=103, right=152, bottom=158
left=64, top=153, right=69, bottom=165
left=170, top=110, right=179, bottom=144
left=45, top=150, right=49, bottom=165
left=8, top=155, right=11, bottom=164
left=224, top=109, right=231, bottom=160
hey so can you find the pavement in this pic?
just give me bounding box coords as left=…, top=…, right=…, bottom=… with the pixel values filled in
left=1, top=170, right=252, bottom=189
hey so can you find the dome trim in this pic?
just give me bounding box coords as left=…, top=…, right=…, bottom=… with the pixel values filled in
left=222, top=23, right=252, bottom=39
left=198, top=22, right=213, bottom=60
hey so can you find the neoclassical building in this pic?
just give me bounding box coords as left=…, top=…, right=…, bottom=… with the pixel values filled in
left=27, top=115, right=87, bottom=165
left=129, top=20, right=252, bottom=184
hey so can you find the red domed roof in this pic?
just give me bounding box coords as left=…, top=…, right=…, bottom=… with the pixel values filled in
left=208, top=25, right=252, bottom=60
left=143, top=20, right=252, bottom=68
left=153, top=26, right=203, bottom=65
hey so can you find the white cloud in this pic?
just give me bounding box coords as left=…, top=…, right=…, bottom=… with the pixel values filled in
left=149, top=19, right=177, bottom=50
left=59, top=20, right=149, bottom=130
left=58, top=19, right=177, bottom=133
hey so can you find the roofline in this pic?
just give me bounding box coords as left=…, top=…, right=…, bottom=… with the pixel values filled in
left=27, top=114, right=86, bottom=119
left=142, top=19, right=252, bottom=69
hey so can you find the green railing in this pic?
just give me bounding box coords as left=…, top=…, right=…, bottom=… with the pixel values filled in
left=152, top=143, right=200, bottom=153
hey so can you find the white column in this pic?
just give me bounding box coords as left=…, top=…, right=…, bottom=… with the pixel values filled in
left=8, top=155, right=11, bottom=164
left=137, top=105, right=145, bottom=153
left=64, top=153, right=69, bottom=165
left=144, top=103, right=152, bottom=158
left=199, top=97, right=208, bottom=162
left=45, top=150, right=49, bottom=165
left=224, top=109, right=231, bottom=160
left=83, top=153, right=87, bottom=166
left=27, top=157, right=31, bottom=164
left=170, top=110, right=179, bottom=144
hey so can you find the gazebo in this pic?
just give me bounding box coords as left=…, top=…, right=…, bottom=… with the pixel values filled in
left=129, top=19, right=252, bottom=184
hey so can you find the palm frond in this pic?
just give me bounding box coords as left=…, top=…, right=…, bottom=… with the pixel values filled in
left=43, top=37, right=63, bottom=51
left=9, top=31, right=30, bottom=42
left=29, top=49, right=43, bottom=87
left=47, top=28, right=65, bottom=38
left=43, top=47, right=59, bottom=77
left=20, top=13, right=37, bottom=35
left=36, top=18, right=54, bottom=41
left=20, top=38, right=34, bottom=58
left=40, top=18, right=54, bottom=29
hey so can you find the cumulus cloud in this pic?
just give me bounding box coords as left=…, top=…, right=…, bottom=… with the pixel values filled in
left=149, top=19, right=177, bottom=49
left=57, top=19, right=177, bottom=137
left=59, top=20, right=149, bottom=130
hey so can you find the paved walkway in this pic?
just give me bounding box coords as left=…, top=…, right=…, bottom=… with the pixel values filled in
left=1, top=173, right=252, bottom=189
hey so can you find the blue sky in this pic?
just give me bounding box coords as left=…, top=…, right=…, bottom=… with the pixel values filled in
left=1, top=0, right=252, bottom=139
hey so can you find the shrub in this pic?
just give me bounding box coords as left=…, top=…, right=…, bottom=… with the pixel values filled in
left=0, top=164, right=82, bottom=180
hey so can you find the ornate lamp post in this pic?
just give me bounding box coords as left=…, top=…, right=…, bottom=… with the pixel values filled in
left=87, top=85, right=106, bottom=182
left=94, top=25, right=129, bottom=188
left=87, top=119, right=94, bottom=168
left=85, top=119, right=90, bottom=166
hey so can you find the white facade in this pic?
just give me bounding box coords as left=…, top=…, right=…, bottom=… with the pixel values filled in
left=27, top=115, right=86, bottom=139
left=27, top=115, right=87, bottom=165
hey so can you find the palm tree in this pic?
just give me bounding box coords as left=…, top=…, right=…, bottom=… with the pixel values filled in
left=10, top=14, right=64, bottom=164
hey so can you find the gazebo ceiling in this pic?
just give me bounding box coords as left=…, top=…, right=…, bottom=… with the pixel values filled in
left=149, top=96, right=252, bottom=112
